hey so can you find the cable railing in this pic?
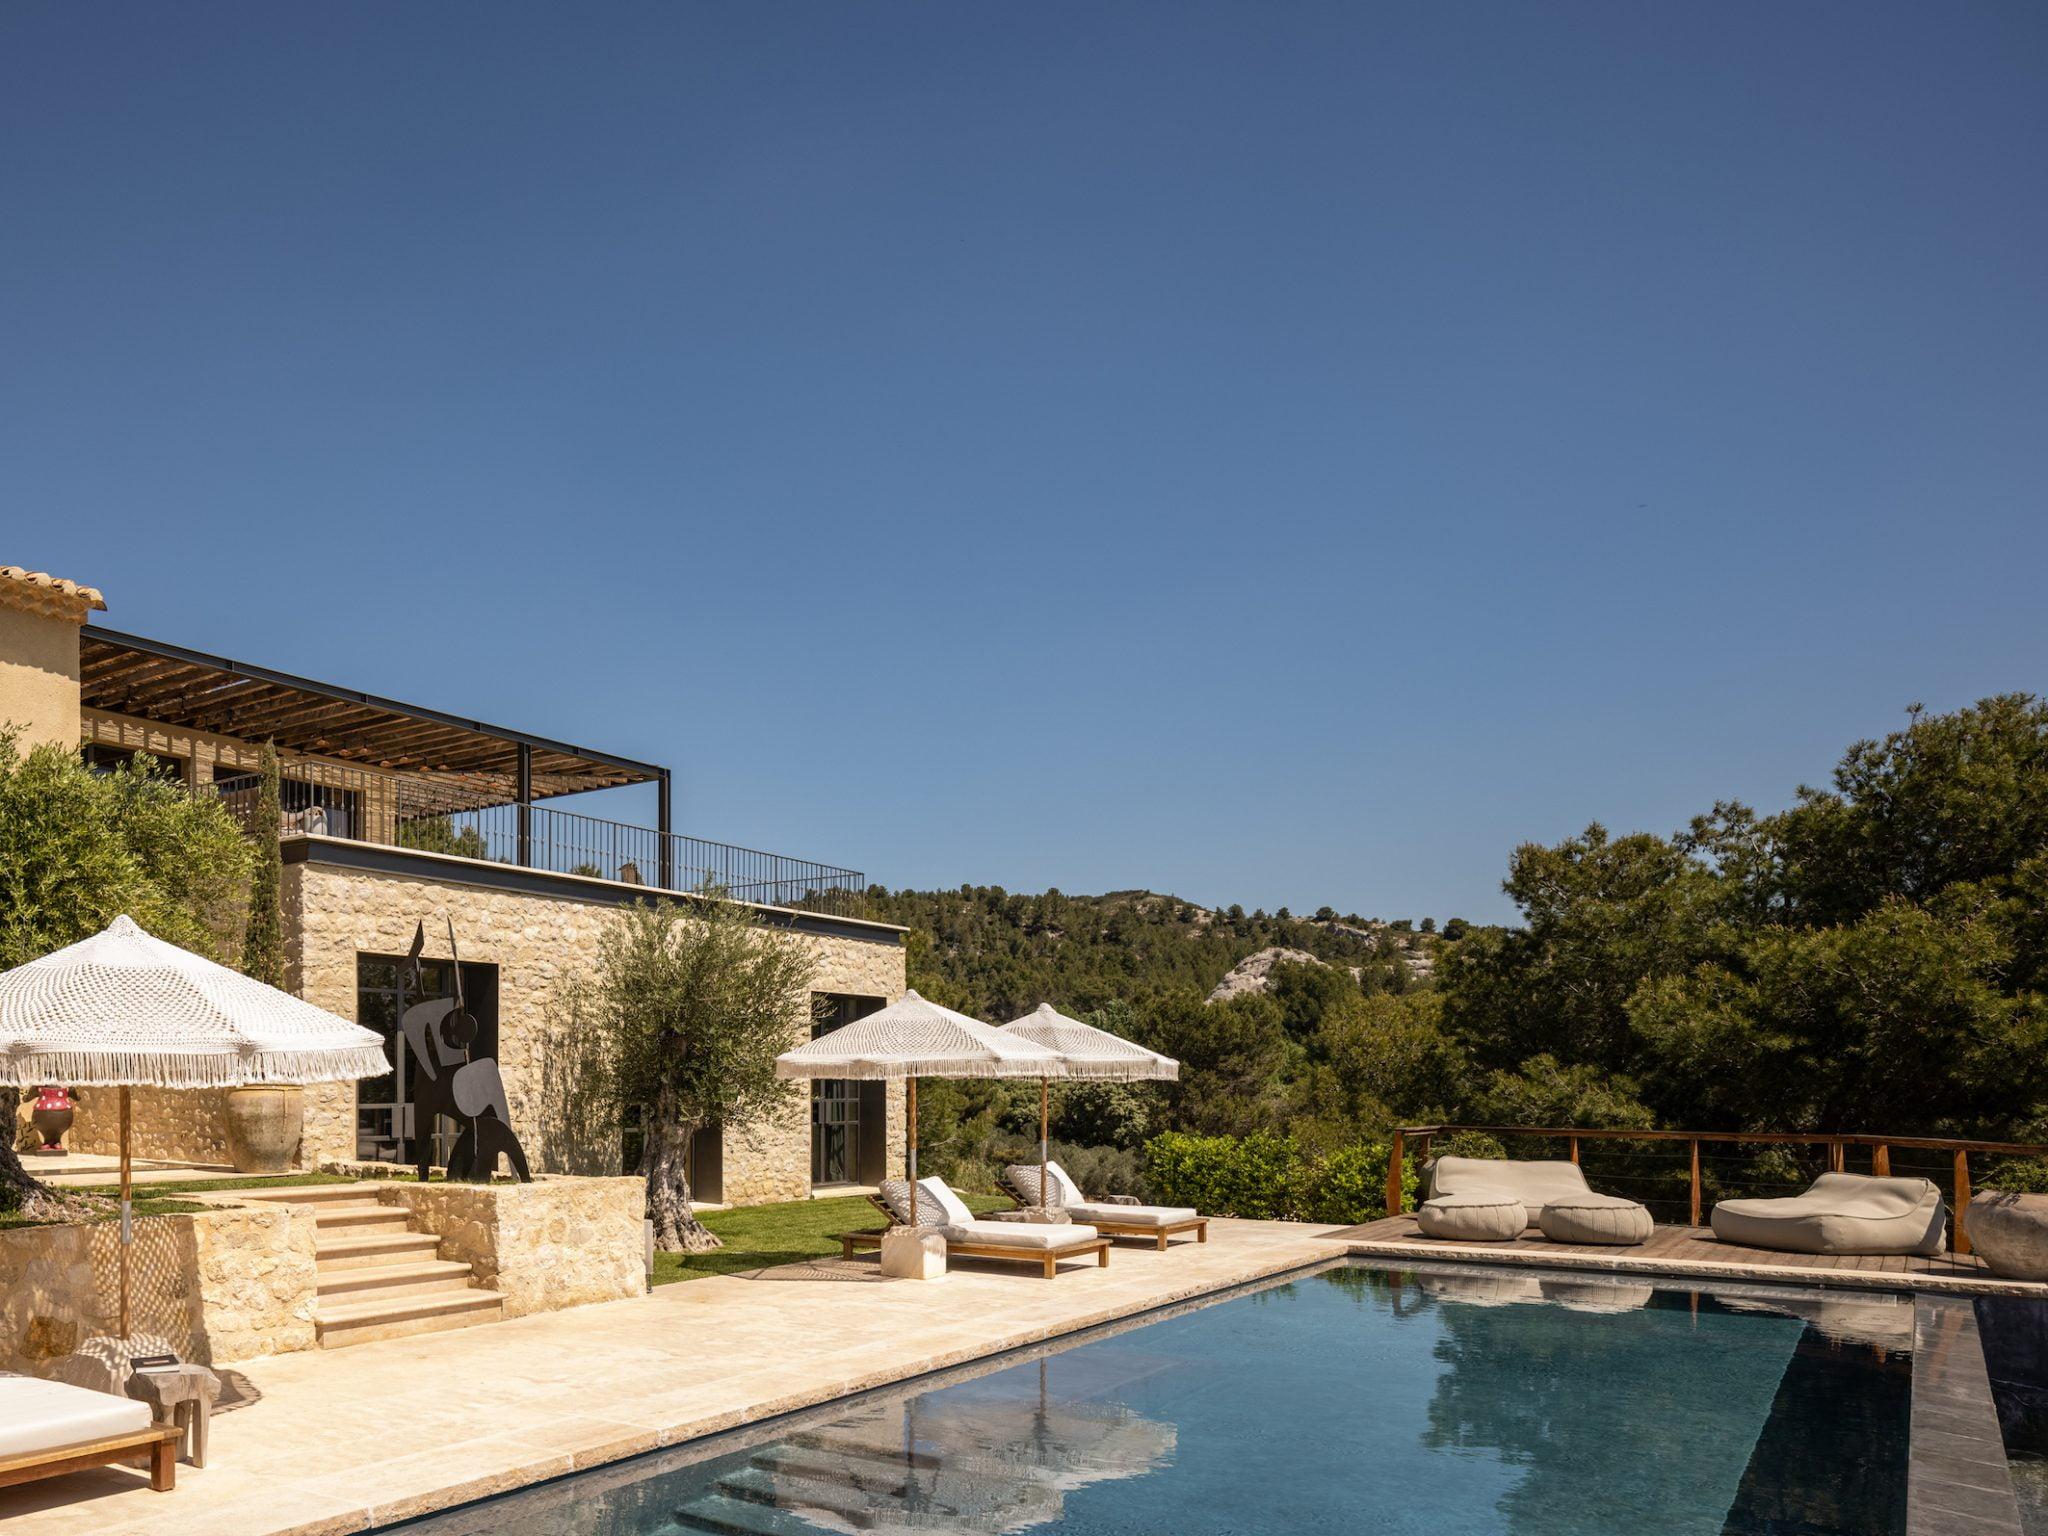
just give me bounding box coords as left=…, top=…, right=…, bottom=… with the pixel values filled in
left=1386, top=1123, right=2048, bottom=1255
left=202, top=761, right=868, bottom=917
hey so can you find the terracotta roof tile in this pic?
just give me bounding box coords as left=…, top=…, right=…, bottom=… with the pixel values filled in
left=0, top=565, right=108, bottom=621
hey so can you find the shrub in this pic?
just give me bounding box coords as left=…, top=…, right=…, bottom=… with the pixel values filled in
left=1982, top=1158, right=2048, bottom=1195
left=1144, top=1132, right=1412, bottom=1221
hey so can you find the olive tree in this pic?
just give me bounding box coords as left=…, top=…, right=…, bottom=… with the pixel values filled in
left=569, top=896, right=816, bottom=1251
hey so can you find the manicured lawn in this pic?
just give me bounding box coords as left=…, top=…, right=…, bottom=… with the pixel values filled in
left=0, top=1197, right=212, bottom=1230
left=652, top=1191, right=1008, bottom=1285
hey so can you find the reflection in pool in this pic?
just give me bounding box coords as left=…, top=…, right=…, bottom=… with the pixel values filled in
left=397, top=1261, right=1912, bottom=1536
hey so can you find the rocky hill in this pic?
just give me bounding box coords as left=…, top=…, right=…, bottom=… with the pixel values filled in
left=864, top=886, right=1445, bottom=1020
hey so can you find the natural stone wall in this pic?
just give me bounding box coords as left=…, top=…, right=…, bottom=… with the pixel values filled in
left=376, top=1176, right=647, bottom=1319
left=284, top=860, right=907, bottom=1201
left=65, top=1086, right=232, bottom=1165
left=0, top=1204, right=318, bottom=1373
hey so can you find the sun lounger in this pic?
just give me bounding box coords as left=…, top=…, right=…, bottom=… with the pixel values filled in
left=1002, top=1162, right=1209, bottom=1250
left=1710, top=1172, right=1946, bottom=1256
left=841, top=1177, right=1111, bottom=1278
left=0, top=1372, right=180, bottom=1495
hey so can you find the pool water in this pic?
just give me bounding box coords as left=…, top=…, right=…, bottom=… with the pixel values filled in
left=399, top=1262, right=1913, bottom=1536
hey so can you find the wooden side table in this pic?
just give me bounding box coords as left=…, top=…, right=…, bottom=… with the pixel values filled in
left=124, top=1364, right=221, bottom=1468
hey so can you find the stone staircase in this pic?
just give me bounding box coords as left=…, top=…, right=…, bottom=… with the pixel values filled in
left=238, top=1184, right=505, bottom=1349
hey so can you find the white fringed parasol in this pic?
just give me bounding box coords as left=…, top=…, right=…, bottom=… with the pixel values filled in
left=999, top=1004, right=1180, bottom=1212
left=776, top=989, right=1063, bottom=1226
left=0, top=914, right=389, bottom=1335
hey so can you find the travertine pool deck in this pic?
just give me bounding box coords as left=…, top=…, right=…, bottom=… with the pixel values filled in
left=1336, top=1214, right=2048, bottom=1298
left=0, top=1216, right=1345, bottom=1536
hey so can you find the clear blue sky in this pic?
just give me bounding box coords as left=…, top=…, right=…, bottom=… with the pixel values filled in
left=5, top=5, right=2043, bottom=924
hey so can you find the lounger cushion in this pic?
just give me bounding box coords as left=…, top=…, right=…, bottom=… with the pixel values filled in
left=916, top=1176, right=978, bottom=1227
left=1066, top=1202, right=1199, bottom=1228
left=1417, top=1192, right=1527, bottom=1241
left=876, top=1180, right=951, bottom=1227
left=1710, top=1173, right=1946, bottom=1256
left=0, top=1372, right=153, bottom=1458
left=945, top=1218, right=1102, bottom=1250
left=1537, top=1193, right=1654, bottom=1246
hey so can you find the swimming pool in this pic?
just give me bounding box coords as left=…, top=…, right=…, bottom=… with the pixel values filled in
left=397, top=1261, right=1914, bottom=1536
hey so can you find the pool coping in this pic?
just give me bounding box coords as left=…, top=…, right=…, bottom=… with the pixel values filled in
left=1910, top=1297, right=2025, bottom=1536
left=1338, top=1232, right=2048, bottom=1299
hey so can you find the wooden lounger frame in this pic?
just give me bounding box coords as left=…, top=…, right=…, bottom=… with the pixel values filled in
left=840, top=1195, right=1110, bottom=1279
left=0, top=1424, right=181, bottom=1495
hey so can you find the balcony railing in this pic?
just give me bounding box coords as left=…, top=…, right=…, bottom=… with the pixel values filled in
left=1387, top=1123, right=2048, bottom=1255
left=203, top=762, right=868, bottom=917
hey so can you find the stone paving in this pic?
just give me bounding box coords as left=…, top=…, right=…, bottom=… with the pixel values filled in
left=0, top=1217, right=1345, bottom=1536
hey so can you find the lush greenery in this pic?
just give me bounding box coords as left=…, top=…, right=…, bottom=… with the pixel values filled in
left=565, top=897, right=818, bottom=1251
left=1144, top=1131, right=1415, bottom=1222
left=0, top=734, right=255, bottom=1214
left=887, top=696, right=2048, bottom=1206
left=651, top=1191, right=1004, bottom=1285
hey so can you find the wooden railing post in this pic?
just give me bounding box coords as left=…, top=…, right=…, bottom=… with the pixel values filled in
left=1872, top=1143, right=1890, bottom=1176
left=1955, top=1149, right=1972, bottom=1255
left=1386, top=1131, right=1405, bottom=1218
left=1568, top=1136, right=1580, bottom=1166
left=1689, top=1138, right=1701, bottom=1228
left=1828, top=1139, right=1845, bottom=1174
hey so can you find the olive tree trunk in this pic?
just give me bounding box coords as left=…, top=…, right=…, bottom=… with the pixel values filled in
left=642, top=1087, right=720, bottom=1252
left=0, top=1090, right=64, bottom=1218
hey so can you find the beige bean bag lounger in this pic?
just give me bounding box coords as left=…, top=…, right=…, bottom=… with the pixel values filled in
left=1710, top=1173, right=1946, bottom=1256
left=1426, top=1155, right=1596, bottom=1228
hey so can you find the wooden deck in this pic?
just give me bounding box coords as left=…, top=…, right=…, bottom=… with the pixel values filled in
left=1331, top=1214, right=2048, bottom=1297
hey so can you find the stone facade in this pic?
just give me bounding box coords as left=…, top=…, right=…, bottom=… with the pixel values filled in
left=0, top=569, right=102, bottom=753
left=0, top=1204, right=318, bottom=1373
left=273, top=854, right=906, bottom=1201
left=374, top=1176, right=647, bottom=1318
left=64, top=1086, right=231, bottom=1164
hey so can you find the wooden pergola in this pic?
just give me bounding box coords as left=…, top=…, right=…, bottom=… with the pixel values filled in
left=78, top=626, right=670, bottom=814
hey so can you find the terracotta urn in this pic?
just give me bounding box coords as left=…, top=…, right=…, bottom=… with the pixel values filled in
left=224, top=1085, right=304, bottom=1174
left=1967, top=1191, right=2048, bottom=1280
left=30, top=1086, right=75, bottom=1154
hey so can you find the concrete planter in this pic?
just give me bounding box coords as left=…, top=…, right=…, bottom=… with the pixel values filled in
left=1968, top=1191, right=2048, bottom=1280
left=224, top=1085, right=303, bottom=1174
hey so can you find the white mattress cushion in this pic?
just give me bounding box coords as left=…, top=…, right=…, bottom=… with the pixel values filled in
left=1067, top=1202, right=1199, bottom=1227
left=946, top=1218, right=1101, bottom=1250
left=0, top=1372, right=153, bottom=1458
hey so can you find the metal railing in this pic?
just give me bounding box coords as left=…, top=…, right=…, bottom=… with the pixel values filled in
left=203, top=761, right=868, bottom=916
left=1387, top=1123, right=2048, bottom=1256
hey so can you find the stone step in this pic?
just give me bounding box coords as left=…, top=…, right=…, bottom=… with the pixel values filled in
left=315, top=1230, right=442, bottom=1271
left=671, top=1492, right=825, bottom=1536
left=316, top=1259, right=479, bottom=1303
left=310, top=1204, right=411, bottom=1234
left=314, top=1289, right=505, bottom=1349
left=748, top=1446, right=909, bottom=1497
left=234, top=1183, right=378, bottom=1207
left=781, top=1430, right=940, bottom=1470
left=714, top=1466, right=886, bottom=1527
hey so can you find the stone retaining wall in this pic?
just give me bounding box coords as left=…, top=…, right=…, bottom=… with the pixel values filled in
left=374, top=1176, right=648, bottom=1318
left=0, top=1203, right=318, bottom=1373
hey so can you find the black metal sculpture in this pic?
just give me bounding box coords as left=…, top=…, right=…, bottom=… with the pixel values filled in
left=401, top=919, right=532, bottom=1184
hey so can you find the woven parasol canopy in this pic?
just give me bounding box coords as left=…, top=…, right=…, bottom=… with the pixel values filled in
left=0, top=914, right=389, bottom=1336
left=776, top=989, right=1063, bottom=1227
left=999, top=1004, right=1180, bottom=1212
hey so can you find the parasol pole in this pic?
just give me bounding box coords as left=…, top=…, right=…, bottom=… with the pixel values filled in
left=906, top=1076, right=918, bottom=1228
left=118, top=1085, right=132, bottom=1338
left=1039, top=1076, right=1050, bottom=1214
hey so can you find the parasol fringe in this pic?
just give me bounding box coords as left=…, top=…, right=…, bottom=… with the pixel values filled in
left=0, top=1045, right=392, bottom=1089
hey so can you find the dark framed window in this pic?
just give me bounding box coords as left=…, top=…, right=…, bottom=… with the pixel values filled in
left=811, top=993, right=886, bottom=1186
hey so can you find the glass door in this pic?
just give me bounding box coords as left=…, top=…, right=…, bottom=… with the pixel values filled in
left=810, top=994, right=884, bottom=1187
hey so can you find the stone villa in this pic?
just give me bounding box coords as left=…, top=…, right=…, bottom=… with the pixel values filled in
left=0, top=565, right=907, bottom=1203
